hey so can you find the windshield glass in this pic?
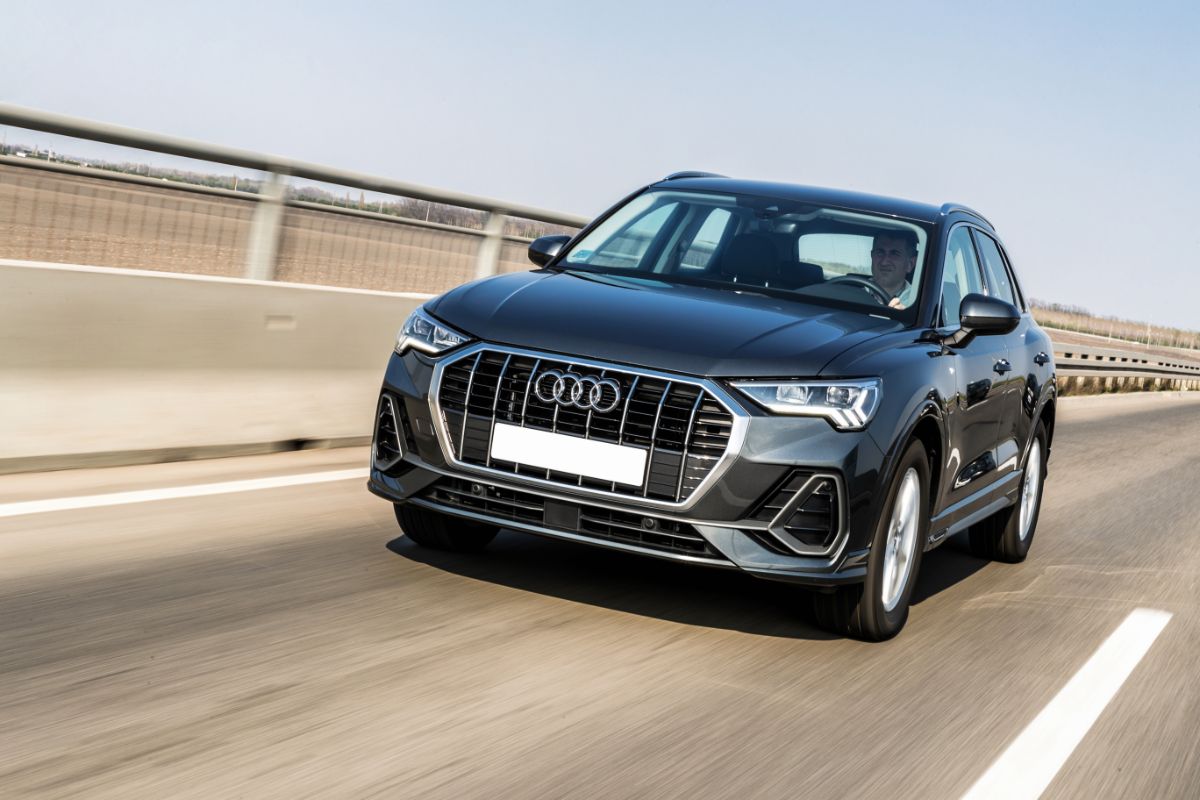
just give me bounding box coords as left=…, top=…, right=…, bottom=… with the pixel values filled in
left=560, top=188, right=930, bottom=322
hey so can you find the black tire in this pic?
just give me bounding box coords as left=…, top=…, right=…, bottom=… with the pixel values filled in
left=812, top=439, right=931, bottom=641
left=968, top=421, right=1048, bottom=563
left=394, top=504, right=499, bottom=552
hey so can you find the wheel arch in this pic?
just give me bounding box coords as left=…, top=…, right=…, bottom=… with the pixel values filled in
left=878, top=398, right=947, bottom=516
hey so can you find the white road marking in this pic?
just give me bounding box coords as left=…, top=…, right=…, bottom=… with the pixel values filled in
left=0, top=468, right=370, bottom=518
left=962, top=607, right=1173, bottom=800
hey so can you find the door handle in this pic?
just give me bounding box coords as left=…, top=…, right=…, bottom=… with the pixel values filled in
left=1034, top=352, right=1050, bottom=366
left=993, top=359, right=1013, bottom=374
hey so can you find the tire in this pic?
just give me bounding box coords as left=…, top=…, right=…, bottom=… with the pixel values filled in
left=394, top=504, right=499, bottom=552
left=812, top=439, right=930, bottom=641
left=968, top=421, right=1048, bottom=563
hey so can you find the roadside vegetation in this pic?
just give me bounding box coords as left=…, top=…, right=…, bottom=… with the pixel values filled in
left=1031, top=301, right=1198, bottom=352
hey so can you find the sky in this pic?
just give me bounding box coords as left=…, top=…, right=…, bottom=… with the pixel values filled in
left=2, top=0, right=1198, bottom=329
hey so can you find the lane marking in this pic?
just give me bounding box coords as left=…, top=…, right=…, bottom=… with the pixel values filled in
left=0, top=468, right=370, bottom=519
left=962, top=607, right=1172, bottom=800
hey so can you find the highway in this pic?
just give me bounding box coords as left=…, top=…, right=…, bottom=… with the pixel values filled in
left=3, top=392, right=1200, bottom=798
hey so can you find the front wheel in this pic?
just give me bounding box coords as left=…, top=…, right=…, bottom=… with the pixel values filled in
left=812, top=439, right=930, bottom=641
left=394, top=504, right=499, bottom=552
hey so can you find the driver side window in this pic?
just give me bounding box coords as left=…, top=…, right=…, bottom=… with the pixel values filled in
left=940, top=227, right=985, bottom=326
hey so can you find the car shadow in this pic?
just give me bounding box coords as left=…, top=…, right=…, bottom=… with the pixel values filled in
left=910, top=535, right=991, bottom=605
left=386, top=530, right=840, bottom=640
left=387, top=529, right=995, bottom=639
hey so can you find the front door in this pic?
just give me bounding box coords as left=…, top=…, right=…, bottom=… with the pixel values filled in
left=938, top=226, right=1010, bottom=508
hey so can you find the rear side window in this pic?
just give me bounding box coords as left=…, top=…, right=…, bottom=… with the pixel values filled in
left=941, top=227, right=985, bottom=326
left=973, top=231, right=1019, bottom=308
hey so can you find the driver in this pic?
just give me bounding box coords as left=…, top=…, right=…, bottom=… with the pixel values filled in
left=870, top=230, right=919, bottom=309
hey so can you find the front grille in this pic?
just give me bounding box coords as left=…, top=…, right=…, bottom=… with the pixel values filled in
left=437, top=349, right=734, bottom=502
left=423, top=477, right=722, bottom=558
left=750, top=471, right=841, bottom=552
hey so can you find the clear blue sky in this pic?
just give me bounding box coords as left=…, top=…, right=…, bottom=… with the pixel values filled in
left=3, top=0, right=1198, bottom=329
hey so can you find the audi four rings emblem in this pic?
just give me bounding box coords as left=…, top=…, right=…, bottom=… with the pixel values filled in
left=533, top=369, right=622, bottom=413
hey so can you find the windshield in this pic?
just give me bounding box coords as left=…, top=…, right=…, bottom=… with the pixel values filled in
left=559, top=188, right=930, bottom=322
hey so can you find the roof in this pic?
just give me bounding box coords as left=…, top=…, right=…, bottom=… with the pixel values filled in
left=650, top=175, right=992, bottom=229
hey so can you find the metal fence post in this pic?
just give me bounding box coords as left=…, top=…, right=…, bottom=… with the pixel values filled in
left=245, top=171, right=286, bottom=281
left=474, top=211, right=506, bottom=281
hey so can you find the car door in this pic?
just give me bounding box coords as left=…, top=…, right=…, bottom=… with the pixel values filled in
left=938, top=225, right=1011, bottom=508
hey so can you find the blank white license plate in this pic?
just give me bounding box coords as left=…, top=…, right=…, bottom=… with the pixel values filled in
left=489, top=423, right=647, bottom=486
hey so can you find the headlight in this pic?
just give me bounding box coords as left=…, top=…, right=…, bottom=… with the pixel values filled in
left=395, top=307, right=472, bottom=356
left=731, top=378, right=881, bottom=430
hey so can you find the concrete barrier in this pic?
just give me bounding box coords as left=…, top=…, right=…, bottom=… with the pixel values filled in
left=0, top=259, right=428, bottom=472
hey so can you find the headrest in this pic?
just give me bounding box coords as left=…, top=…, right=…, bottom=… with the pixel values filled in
left=720, top=234, right=777, bottom=286
left=776, top=261, right=824, bottom=289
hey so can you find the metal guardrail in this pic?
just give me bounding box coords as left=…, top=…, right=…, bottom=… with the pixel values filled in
left=1054, top=342, right=1200, bottom=391
left=0, top=103, right=589, bottom=290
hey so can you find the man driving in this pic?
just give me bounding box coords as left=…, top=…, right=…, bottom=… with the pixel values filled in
left=870, top=230, right=919, bottom=309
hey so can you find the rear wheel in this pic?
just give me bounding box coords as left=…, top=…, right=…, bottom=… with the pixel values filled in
left=812, top=439, right=930, bottom=641
left=394, top=504, right=499, bottom=552
left=968, top=421, right=1048, bottom=563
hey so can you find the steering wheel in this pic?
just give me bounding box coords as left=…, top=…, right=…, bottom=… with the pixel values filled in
left=826, top=275, right=892, bottom=305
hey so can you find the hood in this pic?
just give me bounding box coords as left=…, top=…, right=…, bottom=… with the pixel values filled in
left=426, top=270, right=900, bottom=377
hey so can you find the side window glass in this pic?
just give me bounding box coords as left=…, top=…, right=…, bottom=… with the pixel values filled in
left=940, top=227, right=984, bottom=326
left=974, top=231, right=1018, bottom=307
left=583, top=202, right=678, bottom=269
left=680, top=208, right=731, bottom=270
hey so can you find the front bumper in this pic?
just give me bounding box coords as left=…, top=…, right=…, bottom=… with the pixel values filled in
left=370, top=346, right=889, bottom=587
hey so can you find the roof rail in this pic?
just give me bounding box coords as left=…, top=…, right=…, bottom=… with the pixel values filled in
left=662, top=170, right=727, bottom=181
left=940, top=202, right=994, bottom=229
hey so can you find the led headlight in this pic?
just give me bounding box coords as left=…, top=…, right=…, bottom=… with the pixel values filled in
left=732, top=379, right=881, bottom=430
left=394, top=307, right=472, bottom=356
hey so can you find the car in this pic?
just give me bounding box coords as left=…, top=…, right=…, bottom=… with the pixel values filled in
left=367, top=173, right=1057, bottom=640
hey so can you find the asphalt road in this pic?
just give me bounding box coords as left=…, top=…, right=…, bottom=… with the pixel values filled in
left=3, top=392, right=1200, bottom=799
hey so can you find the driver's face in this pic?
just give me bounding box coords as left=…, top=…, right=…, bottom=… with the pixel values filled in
left=871, top=236, right=915, bottom=294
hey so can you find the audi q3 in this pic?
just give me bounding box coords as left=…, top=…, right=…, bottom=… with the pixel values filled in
left=368, top=173, right=1057, bottom=640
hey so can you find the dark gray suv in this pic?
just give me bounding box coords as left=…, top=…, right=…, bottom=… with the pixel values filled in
left=368, top=174, right=1056, bottom=640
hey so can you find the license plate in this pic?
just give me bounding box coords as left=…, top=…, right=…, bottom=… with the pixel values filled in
left=489, top=423, right=647, bottom=486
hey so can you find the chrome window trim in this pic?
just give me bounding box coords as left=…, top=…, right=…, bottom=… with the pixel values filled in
left=426, top=341, right=750, bottom=512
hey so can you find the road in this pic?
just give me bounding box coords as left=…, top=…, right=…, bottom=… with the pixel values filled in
left=3, top=392, right=1200, bottom=799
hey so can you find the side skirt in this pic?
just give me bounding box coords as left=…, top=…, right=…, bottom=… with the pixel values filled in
left=925, top=469, right=1022, bottom=551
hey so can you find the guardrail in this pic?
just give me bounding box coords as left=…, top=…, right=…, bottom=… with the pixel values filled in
left=1053, top=342, right=1200, bottom=393
left=0, top=103, right=589, bottom=292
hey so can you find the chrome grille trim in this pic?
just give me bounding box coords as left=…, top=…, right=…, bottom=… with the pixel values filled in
left=643, top=381, right=671, bottom=498
left=427, top=342, right=749, bottom=512
left=676, top=392, right=705, bottom=501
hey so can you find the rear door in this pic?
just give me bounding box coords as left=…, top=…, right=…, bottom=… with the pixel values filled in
left=973, top=229, right=1050, bottom=466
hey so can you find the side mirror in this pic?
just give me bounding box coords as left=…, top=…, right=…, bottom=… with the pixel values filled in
left=528, top=234, right=572, bottom=267
left=960, top=293, right=1020, bottom=335
left=942, top=293, right=1020, bottom=348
